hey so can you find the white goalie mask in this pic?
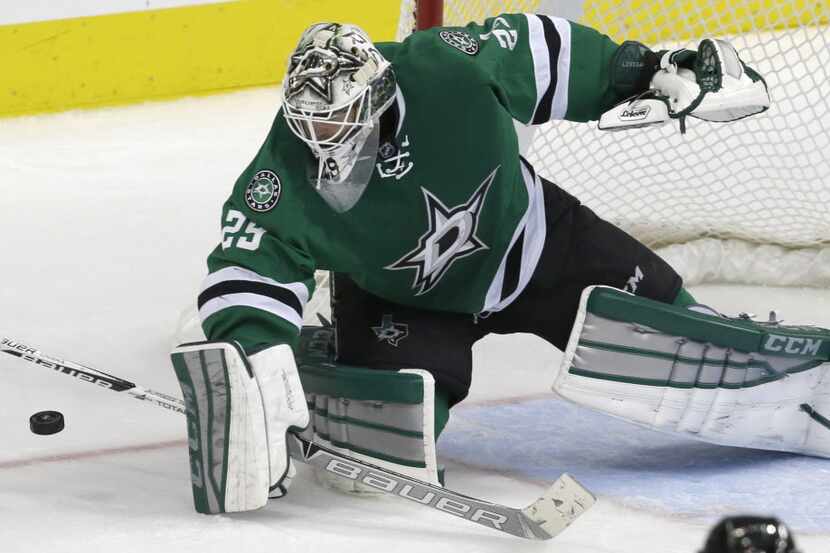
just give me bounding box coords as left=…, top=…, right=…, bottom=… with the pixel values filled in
left=282, top=23, right=397, bottom=212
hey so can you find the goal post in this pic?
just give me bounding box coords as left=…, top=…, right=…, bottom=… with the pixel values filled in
left=414, top=0, right=443, bottom=31
left=395, top=0, right=830, bottom=288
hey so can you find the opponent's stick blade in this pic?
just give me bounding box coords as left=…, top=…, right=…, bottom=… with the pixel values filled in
left=522, top=473, right=596, bottom=538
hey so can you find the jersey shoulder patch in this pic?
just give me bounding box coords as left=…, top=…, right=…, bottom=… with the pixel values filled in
left=245, top=169, right=282, bottom=212
left=438, top=29, right=479, bottom=56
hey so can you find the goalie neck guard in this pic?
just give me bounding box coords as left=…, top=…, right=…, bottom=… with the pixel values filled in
left=282, top=23, right=396, bottom=212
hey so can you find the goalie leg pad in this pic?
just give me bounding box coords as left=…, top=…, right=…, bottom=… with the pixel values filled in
left=297, top=326, right=444, bottom=494
left=171, top=342, right=270, bottom=513
left=554, top=286, right=830, bottom=457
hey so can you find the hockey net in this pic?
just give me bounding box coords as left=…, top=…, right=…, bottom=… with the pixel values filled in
left=396, top=0, right=830, bottom=287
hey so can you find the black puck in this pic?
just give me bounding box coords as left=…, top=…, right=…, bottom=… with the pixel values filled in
left=702, top=515, right=799, bottom=553
left=29, top=410, right=65, bottom=435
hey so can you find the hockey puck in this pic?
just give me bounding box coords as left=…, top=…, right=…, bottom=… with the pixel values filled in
left=29, top=410, right=65, bottom=435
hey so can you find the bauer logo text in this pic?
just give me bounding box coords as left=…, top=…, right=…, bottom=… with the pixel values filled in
left=324, top=459, right=510, bottom=530
left=1, top=339, right=120, bottom=389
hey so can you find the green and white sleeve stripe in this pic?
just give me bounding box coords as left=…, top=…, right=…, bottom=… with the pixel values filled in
left=198, top=266, right=310, bottom=330
left=525, top=14, right=572, bottom=124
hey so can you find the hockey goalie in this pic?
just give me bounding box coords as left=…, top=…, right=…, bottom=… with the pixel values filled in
left=169, top=13, right=830, bottom=514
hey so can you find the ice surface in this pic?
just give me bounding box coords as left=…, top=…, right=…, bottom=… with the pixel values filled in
left=444, top=398, right=830, bottom=532
left=1, top=88, right=829, bottom=552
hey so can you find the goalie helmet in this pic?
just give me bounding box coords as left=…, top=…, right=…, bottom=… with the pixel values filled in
left=282, top=23, right=397, bottom=212
left=701, top=516, right=800, bottom=553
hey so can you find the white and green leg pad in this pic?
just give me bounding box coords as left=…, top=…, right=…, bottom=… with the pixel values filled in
left=171, top=342, right=270, bottom=513
left=555, top=286, right=830, bottom=457
left=296, top=326, right=442, bottom=495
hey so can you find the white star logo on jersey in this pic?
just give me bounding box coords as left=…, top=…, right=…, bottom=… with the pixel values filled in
left=386, top=167, right=499, bottom=295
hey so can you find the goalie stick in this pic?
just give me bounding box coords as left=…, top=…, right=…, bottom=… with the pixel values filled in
left=1, top=335, right=595, bottom=540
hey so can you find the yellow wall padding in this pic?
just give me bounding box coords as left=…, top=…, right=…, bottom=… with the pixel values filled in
left=581, top=0, right=829, bottom=44
left=0, top=0, right=399, bottom=117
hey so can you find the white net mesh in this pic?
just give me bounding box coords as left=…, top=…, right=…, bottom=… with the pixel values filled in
left=396, top=0, right=830, bottom=286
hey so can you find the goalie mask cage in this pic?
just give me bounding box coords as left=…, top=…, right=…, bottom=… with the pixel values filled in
left=395, top=0, right=830, bottom=288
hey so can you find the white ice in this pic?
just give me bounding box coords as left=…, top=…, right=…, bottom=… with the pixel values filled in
left=1, top=88, right=829, bottom=553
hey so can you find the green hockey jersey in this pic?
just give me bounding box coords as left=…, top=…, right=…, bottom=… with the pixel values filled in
left=199, top=13, right=625, bottom=353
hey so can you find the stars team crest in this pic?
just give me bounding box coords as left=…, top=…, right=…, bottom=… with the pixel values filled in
left=386, top=167, right=499, bottom=295
left=245, top=170, right=281, bottom=212
left=439, top=30, right=480, bottom=56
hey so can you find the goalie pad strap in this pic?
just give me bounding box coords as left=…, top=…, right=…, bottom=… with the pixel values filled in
left=554, top=287, right=830, bottom=458
left=171, top=342, right=269, bottom=513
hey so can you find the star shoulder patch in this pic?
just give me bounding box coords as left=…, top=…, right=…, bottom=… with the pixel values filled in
left=439, top=30, right=480, bottom=56
left=245, top=170, right=282, bottom=212
left=386, top=166, right=499, bottom=295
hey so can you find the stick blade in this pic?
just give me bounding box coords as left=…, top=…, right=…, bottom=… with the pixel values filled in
left=522, top=473, right=596, bottom=538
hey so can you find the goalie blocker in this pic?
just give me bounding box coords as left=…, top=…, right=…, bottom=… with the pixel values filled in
left=556, top=286, right=830, bottom=457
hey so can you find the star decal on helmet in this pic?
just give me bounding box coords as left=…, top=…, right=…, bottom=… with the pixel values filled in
left=386, top=167, right=499, bottom=295
left=287, top=29, right=365, bottom=104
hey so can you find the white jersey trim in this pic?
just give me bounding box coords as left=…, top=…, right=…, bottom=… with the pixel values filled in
left=550, top=17, right=571, bottom=120
left=525, top=13, right=551, bottom=125
left=482, top=162, right=547, bottom=313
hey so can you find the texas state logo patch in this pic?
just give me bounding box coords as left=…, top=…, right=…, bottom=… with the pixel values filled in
left=245, top=170, right=281, bottom=212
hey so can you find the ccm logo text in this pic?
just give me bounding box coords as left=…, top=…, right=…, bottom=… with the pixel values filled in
left=763, top=334, right=822, bottom=356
